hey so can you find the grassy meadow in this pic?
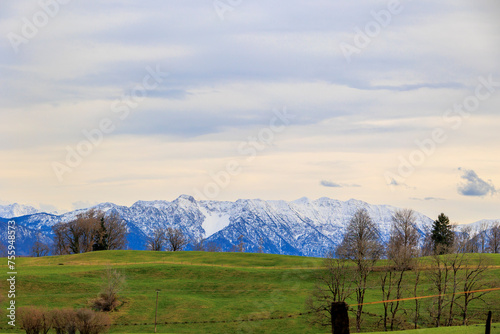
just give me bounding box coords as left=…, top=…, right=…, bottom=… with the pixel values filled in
left=1, top=251, right=499, bottom=333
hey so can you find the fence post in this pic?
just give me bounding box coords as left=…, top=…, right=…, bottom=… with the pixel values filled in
left=485, top=310, right=492, bottom=334
left=331, top=302, right=350, bottom=334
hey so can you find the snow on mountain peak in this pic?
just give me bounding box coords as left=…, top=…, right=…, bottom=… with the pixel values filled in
left=0, top=203, right=40, bottom=218
left=7, top=196, right=498, bottom=257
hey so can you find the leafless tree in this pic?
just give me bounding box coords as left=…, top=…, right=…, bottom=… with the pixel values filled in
left=205, top=241, right=222, bottom=252
left=455, top=225, right=478, bottom=253
left=381, top=209, right=420, bottom=331
left=166, top=227, right=188, bottom=251
left=192, top=237, right=205, bottom=251
left=306, top=249, right=354, bottom=329
left=427, top=251, right=451, bottom=327
left=445, top=249, right=466, bottom=326
left=427, top=246, right=466, bottom=327
left=146, top=227, right=166, bottom=251
left=388, top=209, right=420, bottom=268
left=457, top=254, right=492, bottom=325
left=31, top=233, right=50, bottom=257
left=337, top=208, right=382, bottom=332
left=74, top=209, right=102, bottom=253
left=52, top=222, right=70, bottom=255
left=476, top=222, right=488, bottom=253
left=258, top=237, right=264, bottom=253
left=231, top=234, right=245, bottom=252
left=99, top=212, right=128, bottom=250
left=52, top=210, right=127, bottom=254
left=488, top=222, right=500, bottom=253
left=412, top=259, right=423, bottom=329
left=420, top=232, right=434, bottom=257
left=91, top=266, right=126, bottom=312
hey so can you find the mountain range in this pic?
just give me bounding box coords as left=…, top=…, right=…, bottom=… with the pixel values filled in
left=1, top=196, right=498, bottom=256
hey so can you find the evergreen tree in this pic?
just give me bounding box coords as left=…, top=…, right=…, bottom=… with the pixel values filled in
left=93, top=217, right=109, bottom=251
left=431, top=213, right=454, bottom=254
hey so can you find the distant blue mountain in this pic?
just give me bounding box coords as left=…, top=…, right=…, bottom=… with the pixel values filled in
left=1, top=197, right=497, bottom=256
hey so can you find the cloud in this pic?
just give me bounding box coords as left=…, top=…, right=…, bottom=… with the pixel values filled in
left=320, top=180, right=342, bottom=188
left=320, top=180, right=361, bottom=188
left=387, top=177, right=415, bottom=190
left=410, top=197, right=445, bottom=201
left=457, top=168, right=496, bottom=197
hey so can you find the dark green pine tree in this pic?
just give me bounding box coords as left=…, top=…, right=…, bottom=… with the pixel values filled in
left=431, top=213, right=454, bottom=254
left=93, top=217, right=109, bottom=251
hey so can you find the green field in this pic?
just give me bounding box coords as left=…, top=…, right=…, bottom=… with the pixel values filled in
left=1, top=251, right=499, bottom=333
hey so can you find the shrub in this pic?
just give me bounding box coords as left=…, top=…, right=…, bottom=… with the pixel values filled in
left=50, top=308, right=77, bottom=334
left=75, top=308, right=110, bottom=334
left=19, top=306, right=51, bottom=334
left=90, top=266, right=125, bottom=312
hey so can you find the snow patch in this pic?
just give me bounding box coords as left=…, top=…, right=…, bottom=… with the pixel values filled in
left=199, top=207, right=231, bottom=237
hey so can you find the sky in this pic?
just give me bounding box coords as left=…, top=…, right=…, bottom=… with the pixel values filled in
left=0, top=0, right=499, bottom=223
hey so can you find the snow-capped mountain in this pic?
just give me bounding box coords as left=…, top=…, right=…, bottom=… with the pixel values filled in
left=5, top=196, right=499, bottom=257
left=0, top=203, right=40, bottom=218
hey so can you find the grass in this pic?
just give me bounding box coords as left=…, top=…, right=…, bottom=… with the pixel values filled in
left=370, top=323, right=499, bottom=333
left=1, top=251, right=499, bottom=333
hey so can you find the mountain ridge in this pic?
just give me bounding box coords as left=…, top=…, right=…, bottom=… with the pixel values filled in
left=2, top=196, right=498, bottom=256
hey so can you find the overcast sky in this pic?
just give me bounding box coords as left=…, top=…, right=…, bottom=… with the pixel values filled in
left=1, top=0, right=499, bottom=223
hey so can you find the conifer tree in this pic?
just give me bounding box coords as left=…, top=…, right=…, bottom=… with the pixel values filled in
left=431, top=213, right=454, bottom=254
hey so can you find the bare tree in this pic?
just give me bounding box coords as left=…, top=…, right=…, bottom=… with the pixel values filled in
left=258, top=237, right=265, bottom=253
left=428, top=248, right=466, bottom=327
left=488, top=222, right=500, bottom=253
left=192, top=237, right=205, bottom=251
left=97, top=212, right=128, bottom=250
left=306, top=249, right=353, bottom=330
left=231, top=234, right=246, bottom=252
left=420, top=231, right=434, bottom=257
left=457, top=254, right=491, bottom=325
left=445, top=249, right=466, bottom=326
left=146, top=227, right=166, bottom=251
left=91, top=266, right=126, bottom=312
left=52, top=210, right=127, bottom=254
left=427, top=252, right=451, bottom=327
left=52, top=222, right=70, bottom=255
left=456, top=225, right=478, bottom=253
left=206, top=241, right=222, bottom=252
left=31, top=233, right=50, bottom=257
left=166, top=227, right=188, bottom=251
left=381, top=209, right=420, bottom=331
left=337, top=208, right=382, bottom=332
left=388, top=209, right=420, bottom=267
left=476, top=222, right=488, bottom=253
left=75, top=209, right=102, bottom=253
left=412, top=259, right=422, bottom=329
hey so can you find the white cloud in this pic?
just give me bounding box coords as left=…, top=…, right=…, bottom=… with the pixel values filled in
left=457, top=168, right=496, bottom=197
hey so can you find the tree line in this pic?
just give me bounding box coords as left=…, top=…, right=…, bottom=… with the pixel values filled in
left=30, top=209, right=219, bottom=256
left=51, top=209, right=127, bottom=255
left=307, top=208, right=498, bottom=333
